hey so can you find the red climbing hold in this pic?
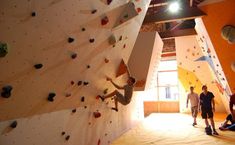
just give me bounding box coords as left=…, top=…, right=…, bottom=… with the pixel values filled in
left=93, top=111, right=101, bottom=118
left=136, top=7, right=142, bottom=13
left=123, top=44, right=126, bottom=48
left=101, top=16, right=109, bottom=25
left=97, top=139, right=101, bottom=145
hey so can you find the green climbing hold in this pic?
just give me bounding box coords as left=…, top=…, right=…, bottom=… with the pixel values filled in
left=0, top=42, right=8, bottom=57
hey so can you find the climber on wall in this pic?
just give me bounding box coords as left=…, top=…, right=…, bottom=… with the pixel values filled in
left=219, top=94, right=235, bottom=131
left=99, top=65, right=136, bottom=112
left=199, top=85, right=219, bottom=135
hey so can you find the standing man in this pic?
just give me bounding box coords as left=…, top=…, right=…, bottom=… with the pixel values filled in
left=186, top=86, right=199, bottom=126
left=199, top=85, right=219, bottom=135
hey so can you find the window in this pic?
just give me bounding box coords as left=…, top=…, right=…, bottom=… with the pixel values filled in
left=157, top=60, right=179, bottom=101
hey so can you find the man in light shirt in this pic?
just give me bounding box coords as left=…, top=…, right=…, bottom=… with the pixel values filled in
left=186, top=86, right=199, bottom=126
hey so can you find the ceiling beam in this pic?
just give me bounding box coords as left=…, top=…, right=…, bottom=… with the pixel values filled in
left=159, top=28, right=197, bottom=39
left=143, top=7, right=206, bottom=24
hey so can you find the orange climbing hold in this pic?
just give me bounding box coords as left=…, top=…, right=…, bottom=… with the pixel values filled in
left=116, top=59, right=127, bottom=77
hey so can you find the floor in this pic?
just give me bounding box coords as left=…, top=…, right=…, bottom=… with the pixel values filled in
left=111, top=113, right=235, bottom=145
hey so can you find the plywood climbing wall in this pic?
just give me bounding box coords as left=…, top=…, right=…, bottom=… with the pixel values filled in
left=0, top=0, right=151, bottom=145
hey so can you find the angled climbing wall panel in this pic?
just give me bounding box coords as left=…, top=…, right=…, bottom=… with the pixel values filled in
left=175, top=36, right=226, bottom=113
left=128, top=32, right=163, bottom=91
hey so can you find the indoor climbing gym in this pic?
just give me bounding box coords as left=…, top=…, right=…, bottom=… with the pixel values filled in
left=1, top=0, right=235, bottom=145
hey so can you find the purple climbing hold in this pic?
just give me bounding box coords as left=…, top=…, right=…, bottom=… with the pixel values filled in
left=89, top=38, right=95, bottom=43
left=71, top=53, right=77, bottom=59
left=107, top=0, right=113, bottom=5
left=31, top=11, right=36, bottom=17
left=10, top=121, right=17, bottom=128
left=72, top=109, right=76, bottom=113
left=1, top=85, right=13, bottom=98
left=83, top=82, right=89, bottom=86
left=77, top=81, right=83, bottom=86
left=91, top=9, right=97, bottom=14
left=81, top=96, right=85, bottom=102
left=65, top=135, right=70, bottom=141
left=34, top=63, right=43, bottom=69
left=47, top=92, right=56, bottom=102
left=68, top=37, right=74, bottom=43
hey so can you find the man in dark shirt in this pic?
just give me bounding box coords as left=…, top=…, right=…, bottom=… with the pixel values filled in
left=199, top=85, right=219, bottom=135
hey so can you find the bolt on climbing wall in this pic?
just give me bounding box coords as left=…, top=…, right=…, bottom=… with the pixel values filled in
left=0, top=0, right=151, bottom=145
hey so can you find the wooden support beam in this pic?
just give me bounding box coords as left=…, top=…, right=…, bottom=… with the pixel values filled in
left=143, top=7, right=206, bottom=24
left=159, top=28, right=197, bottom=39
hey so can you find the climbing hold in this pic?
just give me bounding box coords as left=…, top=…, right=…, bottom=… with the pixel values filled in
left=124, top=14, right=128, bottom=18
left=89, top=38, right=95, bottom=43
left=34, top=63, right=43, bottom=69
left=123, top=44, right=126, bottom=48
left=119, top=36, right=122, bottom=41
left=108, top=35, right=116, bottom=45
left=81, top=96, right=85, bottom=102
left=101, top=16, right=109, bottom=25
left=91, top=9, right=97, bottom=14
left=71, top=81, right=75, bottom=85
left=71, top=53, right=77, bottom=59
left=47, top=92, right=56, bottom=102
left=107, top=0, right=113, bottom=5
left=93, top=111, right=101, bottom=118
left=72, top=109, right=76, bottom=113
left=31, top=11, right=36, bottom=17
left=104, top=58, right=109, bottom=63
left=68, top=37, right=74, bottom=43
left=84, top=106, right=87, bottom=109
left=136, top=7, right=142, bottom=13
left=61, top=132, right=65, bottom=135
left=83, top=82, right=89, bottom=86
left=0, top=42, right=8, bottom=57
left=77, top=81, right=83, bottom=86
left=87, top=65, right=90, bottom=69
left=97, top=139, right=101, bottom=145
left=10, top=121, right=17, bottom=128
left=1, top=85, right=13, bottom=98
left=65, top=135, right=70, bottom=141
left=81, top=27, right=86, bottom=31
left=103, top=88, right=108, bottom=94
left=65, top=93, right=71, bottom=97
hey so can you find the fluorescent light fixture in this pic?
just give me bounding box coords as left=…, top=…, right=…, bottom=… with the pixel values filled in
left=168, top=2, right=180, bottom=13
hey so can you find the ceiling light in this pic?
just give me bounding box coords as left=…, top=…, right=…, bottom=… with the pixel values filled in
left=168, top=2, right=180, bottom=13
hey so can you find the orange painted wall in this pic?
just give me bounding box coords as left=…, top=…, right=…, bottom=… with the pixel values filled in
left=201, top=0, right=235, bottom=93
